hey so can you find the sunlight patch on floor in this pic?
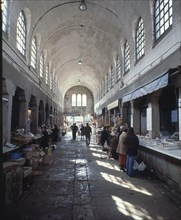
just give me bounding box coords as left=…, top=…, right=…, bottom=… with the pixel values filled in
left=96, top=160, right=120, bottom=171
left=112, top=195, right=155, bottom=220
left=101, top=172, right=152, bottom=196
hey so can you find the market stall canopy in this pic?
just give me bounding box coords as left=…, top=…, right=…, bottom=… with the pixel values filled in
left=122, top=72, right=169, bottom=103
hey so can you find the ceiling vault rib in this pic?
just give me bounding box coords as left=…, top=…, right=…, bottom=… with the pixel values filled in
left=42, top=24, right=120, bottom=57
left=30, top=1, right=120, bottom=41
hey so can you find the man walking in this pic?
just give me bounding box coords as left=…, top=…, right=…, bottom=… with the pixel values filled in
left=71, top=123, right=78, bottom=140
left=84, top=123, right=92, bottom=146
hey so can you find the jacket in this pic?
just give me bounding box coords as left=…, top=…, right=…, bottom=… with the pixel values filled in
left=124, top=134, right=139, bottom=156
left=116, top=131, right=127, bottom=155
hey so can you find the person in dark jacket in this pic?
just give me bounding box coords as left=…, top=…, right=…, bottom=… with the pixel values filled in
left=124, top=127, right=139, bottom=177
left=84, top=123, right=92, bottom=146
left=100, top=126, right=109, bottom=151
left=51, top=124, right=59, bottom=144
left=71, top=123, right=78, bottom=140
left=40, top=126, right=49, bottom=150
left=80, top=124, right=85, bottom=140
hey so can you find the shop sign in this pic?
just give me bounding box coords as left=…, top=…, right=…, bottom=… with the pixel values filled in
left=107, top=100, right=119, bottom=110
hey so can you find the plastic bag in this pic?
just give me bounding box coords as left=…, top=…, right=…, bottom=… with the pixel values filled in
left=104, top=141, right=109, bottom=149
left=138, top=161, right=147, bottom=171
left=133, top=160, right=139, bottom=170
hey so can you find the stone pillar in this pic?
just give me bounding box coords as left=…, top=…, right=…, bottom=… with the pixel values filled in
left=3, top=80, right=16, bottom=143
left=19, top=91, right=29, bottom=133
left=108, top=110, right=111, bottom=126
left=131, top=100, right=140, bottom=134
left=178, top=88, right=181, bottom=141
left=31, top=103, right=38, bottom=134
left=114, top=108, right=116, bottom=126
left=148, top=92, right=161, bottom=139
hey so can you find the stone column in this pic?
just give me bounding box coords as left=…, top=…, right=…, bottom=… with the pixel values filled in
left=19, top=91, right=29, bottom=133
left=147, top=92, right=161, bottom=139
left=31, top=102, right=38, bottom=134
left=131, top=100, right=140, bottom=134
left=108, top=110, right=111, bottom=125
left=3, top=80, right=16, bottom=143
left=178, top=88, right=181, bottom=141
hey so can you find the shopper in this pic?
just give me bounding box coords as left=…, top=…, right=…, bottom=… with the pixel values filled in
left=80, top=124, right=85, bottom=140
left=51, top=124, right=59, bottom=144
left=84, top=123, right=92, bottom=146
left=124, top=127, right=139, bottom=177
left=40, top=126, right=49, bottom=150
left=71, top=123, right=78, bottom=140
left=116, top=127, right=128, bottom=172
left=100, top=126, right=109, bottom=151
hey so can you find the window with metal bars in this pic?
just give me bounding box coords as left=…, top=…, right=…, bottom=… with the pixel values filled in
left=50, top=73, right=53, bottom=90
left=45, top=64, right=49, bottom=84
left=154, top=0, right=173, bottom=40
left=116, top=55, right=121, bottom=82
left=2, top=0, right=8, bottom=32
left=39, top=54, right=44, bottom=78
left=110, top=66, right=114, bottom=88
left=30, top=37, right=37, bottom=70
left=135, top=18, right=145, bottom=61
left=124, top=41, right=130, bottom=74
left=16, top=11, right=26, bottom=56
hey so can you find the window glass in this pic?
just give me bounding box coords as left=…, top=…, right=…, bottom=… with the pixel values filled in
left=116, top=55, right=121, bottom=82
left=136, top=18, right=145, bottom=61
left=110, top=66, right=114, bottom=88
left=124, top=41, right=130, bottom=73
left=50, top=73, right=53, bottom=90
left=154, top=0, right=173, bottom=40
left=16, top=11, right=26, bottom=56
left=45, top=64, right=49, bottom=84
left=30, top=37, right=37, bottom=69
left=2, top=0, right=8, bottom=32
left=82, top=94, right=87, bottom=106
left=40, top=54, right=44, bottom=78
left=77, top=94, right=81, bottom=106
left=72, top=94, right=76, bottom=106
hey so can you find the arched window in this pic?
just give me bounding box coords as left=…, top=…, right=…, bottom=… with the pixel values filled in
left=16, top=11, right=26, bottom=56
left=124, top=41, right=130, bottom=74
left=135, top=18, right=145, bottom=61
left=154, top=0, right=173, bottom=40
left=102, top=81, right=105, bottom=97
left=82, top=94, right=87, bottom=106
left=39, top=54, right=44, bottom=78
left=110, top=66, right=114, bottom=88
left=50, top=72, right=53, bottom=90
left=77, top=94, right=81, bottom=106
left=116, top=55, right=121, bottom=82
left=105, top=74, right=107, bottom=93
left=72, top=94, right=76, bottom=106
left=45, top=63, right=49, bottom=84
left=2, top=0, right=8, bottom=32
left=30, top=37, right=37, bottom=70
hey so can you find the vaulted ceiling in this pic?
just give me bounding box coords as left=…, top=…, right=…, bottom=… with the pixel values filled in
left=17, top=0, right=147, bottom=98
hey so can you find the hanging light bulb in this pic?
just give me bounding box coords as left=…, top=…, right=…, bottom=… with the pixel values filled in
left=79, top=0, right=87, bottom=11
left=78, top=58, right=82, bottom=65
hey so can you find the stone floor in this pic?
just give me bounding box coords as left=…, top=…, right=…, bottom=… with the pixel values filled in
left=4, top=133, right=181, bottom=220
